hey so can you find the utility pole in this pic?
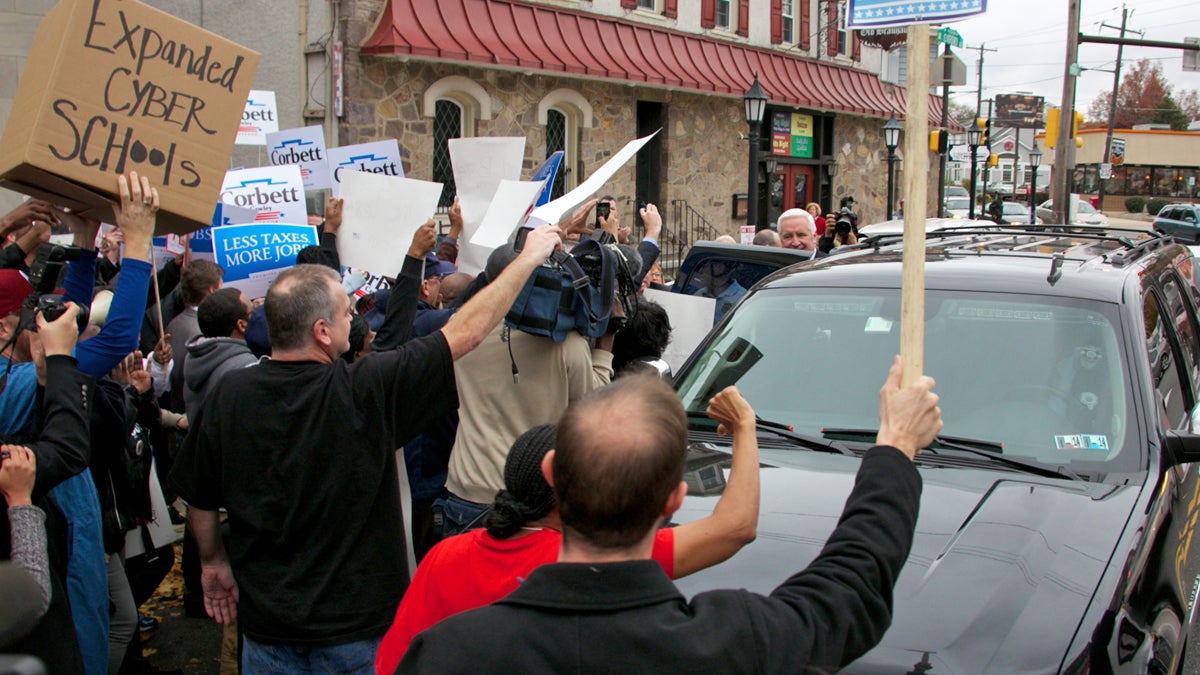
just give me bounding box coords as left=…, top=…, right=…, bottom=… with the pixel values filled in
left=1096, top=6, right=1140, bottom=211
left=937, top=43, right=952, bottom=218
left=966, top=43, right=997, bottom=217
left=1053, top=0, right=1081, bottom=225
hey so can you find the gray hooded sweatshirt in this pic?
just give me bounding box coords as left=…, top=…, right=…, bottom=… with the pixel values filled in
left=183, top=335, right=259, bottom=422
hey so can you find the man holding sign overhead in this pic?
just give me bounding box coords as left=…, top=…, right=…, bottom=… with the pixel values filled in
left=170, top=223, right=565, bottom=674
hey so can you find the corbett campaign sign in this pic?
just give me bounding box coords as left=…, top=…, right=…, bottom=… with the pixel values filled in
left=326, top=140, right=404, bottom=197
left=266, top=125, right=331, bottom=191
left=237, top=90, right=277, bottom=146
left=0, top=0, right=260, bottom=235
left=221, top=165, right=307, bottom=225
left=211, top=222, right=318, bottom=299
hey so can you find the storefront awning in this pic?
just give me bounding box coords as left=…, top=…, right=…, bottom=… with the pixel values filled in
left=362, top=0, right=955, bottom=128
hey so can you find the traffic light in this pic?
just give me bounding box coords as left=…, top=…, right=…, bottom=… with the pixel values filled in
left=987, top=153, right=999, bottom=167
left=929, top=130, right=948, bottom=153
left=1045, top=107, right=1060, bottom=148
left=977, top=118, right=991, bottom=149
left=1071, top=110, right=1083, bottom=139
left=1076, top=137, right=1084, bottom=149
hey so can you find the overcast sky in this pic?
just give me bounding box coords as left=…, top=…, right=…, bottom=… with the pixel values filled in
left=939, top=0, right=1200, bottom=116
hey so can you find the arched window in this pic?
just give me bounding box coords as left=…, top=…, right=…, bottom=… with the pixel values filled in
left=545, top=108, right=571, bottom=200
left=537, top=89, right=592, bottom=201
left=432, top=99, right=463, bottom=207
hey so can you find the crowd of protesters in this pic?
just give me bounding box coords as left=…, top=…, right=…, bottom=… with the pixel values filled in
left=0, top=170, right=942, bottom=675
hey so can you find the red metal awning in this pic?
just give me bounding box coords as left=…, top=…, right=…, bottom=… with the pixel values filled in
left=362, top=0, right=956, bottom=128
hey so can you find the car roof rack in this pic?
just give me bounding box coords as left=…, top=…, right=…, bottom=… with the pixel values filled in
left=858, top=225, right=1173, bottom=269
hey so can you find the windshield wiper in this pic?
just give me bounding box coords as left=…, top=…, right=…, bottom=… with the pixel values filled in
left=821, top=428, right=1087, bottom=481
left=686, top=412, right=853, bottom=455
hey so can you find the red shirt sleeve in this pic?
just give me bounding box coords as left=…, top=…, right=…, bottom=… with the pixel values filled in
left=652, top=527, right=676, bottom=579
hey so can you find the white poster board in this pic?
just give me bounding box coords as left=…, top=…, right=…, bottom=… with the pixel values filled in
left=266, top=126, right=332, bottom=191
left=221, top=165, right=308, bottom=225
left=210, top=222, right=320, bottom=300
left=236, top=90, right=278, bottom=146
left=327, top=139, right=404, bottom=197
left=643, top=288, right=716, bottom=374
left=337, top=170, right=443, bottom=277
left=450, top=137, right=525, bottom=275
left=527, top=131, right=659, bottom=225
left=469, top=180, right=547, bottom=250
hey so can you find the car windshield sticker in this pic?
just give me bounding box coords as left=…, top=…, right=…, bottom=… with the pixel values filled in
left=1055, top=434, right=1109, bottom=450
left=864, top=316, right=893, bottom=333
left=956, top=307, right=1054, bottom=321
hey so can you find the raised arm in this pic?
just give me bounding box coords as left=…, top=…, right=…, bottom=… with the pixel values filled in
left=670, top=385, right=759, bottom=578
left=439, top=223, right=561, bottom=359
left=372, top=220, right=436, bottom=351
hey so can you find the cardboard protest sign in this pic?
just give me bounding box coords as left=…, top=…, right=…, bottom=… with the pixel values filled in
left=266, top=126, right=331, bottom=192
left=237, top=90, right=277, bottom=146
left=337, top=170, right=442, bottom=277
left=0, top=0, right=259, bottom=235
left=221, top=166, right=307, bottom=224
left=469, top=180, right=547, bottom=251
left=210, top=222, right=318, bottom=299
left=450, top=137, right=525, bottom=275
left=327, top=139, right=404, bottom=197
left=528, top=130, right=659, bottom=225
left=643, top=288, right=716, bottom=374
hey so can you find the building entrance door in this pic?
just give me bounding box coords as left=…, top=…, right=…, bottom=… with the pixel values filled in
left=782, top=165, right=815, bottom=213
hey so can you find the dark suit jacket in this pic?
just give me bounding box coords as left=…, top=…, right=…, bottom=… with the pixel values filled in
left=400, top=446, right=921, bottom=674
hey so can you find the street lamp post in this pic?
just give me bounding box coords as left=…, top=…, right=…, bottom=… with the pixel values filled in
left=967, top=125, right=983, bottom=218
left=883, top=114, right=902, bottom=219
left=743, top=75, right=768, bottom=231
left=1029, top=146, right=1042, bottom=224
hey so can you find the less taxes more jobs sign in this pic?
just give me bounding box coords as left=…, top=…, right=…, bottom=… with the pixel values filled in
left=0, top=0, right=259, bottom=234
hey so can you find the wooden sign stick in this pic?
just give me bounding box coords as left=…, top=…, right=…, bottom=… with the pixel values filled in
left=900, top=23, right=931, bottom=386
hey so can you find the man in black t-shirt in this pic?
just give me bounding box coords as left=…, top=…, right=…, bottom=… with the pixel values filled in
left=170, top=224, right=562, bottom=674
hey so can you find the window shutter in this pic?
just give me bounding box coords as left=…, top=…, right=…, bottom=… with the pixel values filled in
left=799, top=0, right=811, bottom=50
left=852, top=28, right=861, bottom=60
left=826, top=0, right=838, bottom=56
left=701, top=0, right=716, bottom=28
left=664, top=0, right=678, bottom=18
left=770, top=0, right=782, bottom=43
left=737, top=0, right=750, bottom=36
left=621, top=0, right=637, bottom=8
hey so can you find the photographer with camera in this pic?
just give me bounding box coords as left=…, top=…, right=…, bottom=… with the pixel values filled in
left=440, top=225, right=645, bottom=538
left=819, top=214, right=859, bottom=255
left=1, top=299, right=96, bottom=673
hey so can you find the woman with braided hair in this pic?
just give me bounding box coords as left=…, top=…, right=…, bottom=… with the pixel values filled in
left=374, top=383, right=760, bottom=675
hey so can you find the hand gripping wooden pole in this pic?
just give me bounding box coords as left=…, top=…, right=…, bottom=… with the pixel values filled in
left=900, top=23, right=930, bottom=386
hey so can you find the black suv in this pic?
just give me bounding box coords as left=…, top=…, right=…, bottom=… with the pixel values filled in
left=672, top=226, right=1200, bottom=674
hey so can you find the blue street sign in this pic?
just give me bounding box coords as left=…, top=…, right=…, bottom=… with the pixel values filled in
left=848, top=0, right=987, bottom=28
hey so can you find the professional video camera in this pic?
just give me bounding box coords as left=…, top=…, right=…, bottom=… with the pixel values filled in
left=20, top=243, right=89, bottom=332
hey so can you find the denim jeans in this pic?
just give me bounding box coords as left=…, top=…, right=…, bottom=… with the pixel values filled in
left=433, top=493, right=490, bottom=538
left=241, top=635, right=381, bottom=675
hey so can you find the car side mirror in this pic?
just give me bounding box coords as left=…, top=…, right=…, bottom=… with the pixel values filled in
left=1163, top=430, right=1200, bottom=466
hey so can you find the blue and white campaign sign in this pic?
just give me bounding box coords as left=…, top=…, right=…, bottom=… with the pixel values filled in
left=847, top=0, right=986, bottom=28
left=266, top=126, right=332, bottom=192
left=221, top=166, right=308, bottom=225
left=212, top=202, right=259, bottom=228
left=531, top=151, right=564, bottom=207
left=326, top=140, right=404, bottom=197
left=211, top=223, right=319, bottom=300
left=236, top=90, right=278, bottom=146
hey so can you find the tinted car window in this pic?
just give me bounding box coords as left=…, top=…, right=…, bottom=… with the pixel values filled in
left=1161, top=273, right=1200, bottom=403
left=1143, top=291, right=1189, bottom=428
left=676, top=287, right=1137, bottom=471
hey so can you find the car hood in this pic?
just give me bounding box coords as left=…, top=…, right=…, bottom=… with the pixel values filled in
left=672, top=445, right=1142, bottom=674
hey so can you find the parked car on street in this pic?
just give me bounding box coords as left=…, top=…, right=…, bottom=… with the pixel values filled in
left=943, top=185, right=969, bottom=199
left=943, top=196, right=972, bottom=219
left=1037, top=199, right=1110, bottom=227
left=1154, top=203, right=1200, bottom=243
left=671, top=225, right=1200, bottom=673
left=984, top=200, right=1043, bottom=224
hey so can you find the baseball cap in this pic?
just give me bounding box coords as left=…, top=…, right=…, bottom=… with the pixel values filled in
left=423, top=253, right=456, bottom=280
left=0, top=270, right=32, bottom=317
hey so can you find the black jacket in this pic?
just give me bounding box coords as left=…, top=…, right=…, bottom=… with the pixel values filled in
left=400, top=446, right=921, bottom=674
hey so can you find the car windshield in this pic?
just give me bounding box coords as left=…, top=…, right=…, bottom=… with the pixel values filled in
left=1043, top=200, right=1098, bottom=215
left=945, top=198, right=970, bottom=210
left=676, top=287, right=1139, bottom=473
left=1003, top=203, right=1029, bottom=215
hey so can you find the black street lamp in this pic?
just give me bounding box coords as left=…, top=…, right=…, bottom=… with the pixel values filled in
left=883, top=114, right=902, bottom=219
left=1028, top=146, right=1042, bottom=224
left=743, top=75, right=768, bottom=231
left=967, top=124, right=983, bottom=218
